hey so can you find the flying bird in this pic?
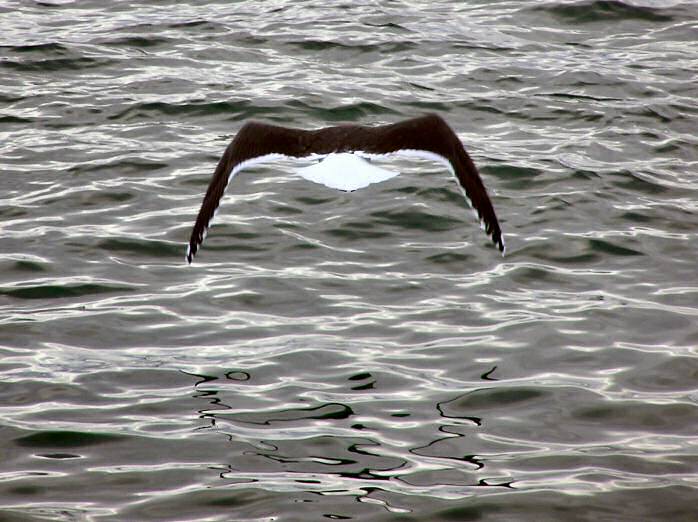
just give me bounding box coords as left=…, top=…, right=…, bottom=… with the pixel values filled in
left=186, top=113, right=504, bottom=263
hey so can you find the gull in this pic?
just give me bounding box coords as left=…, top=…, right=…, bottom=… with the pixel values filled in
left=186, top=114, right=504, bottom=263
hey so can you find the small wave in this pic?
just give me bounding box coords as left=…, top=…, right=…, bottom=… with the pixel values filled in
left=1, top=282, right=133, bottom=300
left=15, top=430, right=125, bottom=448
left=531, top=0, right=677, bottom=23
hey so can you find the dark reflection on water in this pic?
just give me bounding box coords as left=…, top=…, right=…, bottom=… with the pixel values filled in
left=2, top=0, right=698, bottom=520
left=187, top=366, right=522, bottom=513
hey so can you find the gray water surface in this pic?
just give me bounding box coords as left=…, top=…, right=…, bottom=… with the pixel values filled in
left=1, top=1, right=698, bottom=520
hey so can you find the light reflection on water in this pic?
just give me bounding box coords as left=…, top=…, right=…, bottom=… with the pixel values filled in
left=1, top=0, right=698, bottom=520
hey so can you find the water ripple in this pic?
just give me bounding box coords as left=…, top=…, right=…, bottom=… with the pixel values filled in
left=1, top=0, right=698, bottom=520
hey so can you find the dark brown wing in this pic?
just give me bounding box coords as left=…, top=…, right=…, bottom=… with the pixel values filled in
left=316, top=114, right=505, bottom=253
left=186, top=114, right=503, bottom=263
left=186, top=122, right=314, bottom=263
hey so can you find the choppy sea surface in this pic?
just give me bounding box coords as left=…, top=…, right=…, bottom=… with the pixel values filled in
left=2, top=1, right=698, bottom=520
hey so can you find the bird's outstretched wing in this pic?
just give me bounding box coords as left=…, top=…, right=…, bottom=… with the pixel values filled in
left=186, top=114, right=503, bottom=263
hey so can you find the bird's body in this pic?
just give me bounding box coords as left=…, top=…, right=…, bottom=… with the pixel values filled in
left=186, top=114, right=504, bottom=263
left=296, top=152, right=399, bottom=191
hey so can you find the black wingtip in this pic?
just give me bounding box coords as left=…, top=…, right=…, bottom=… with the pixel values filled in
left=494, top=233, right=505, bottom=256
